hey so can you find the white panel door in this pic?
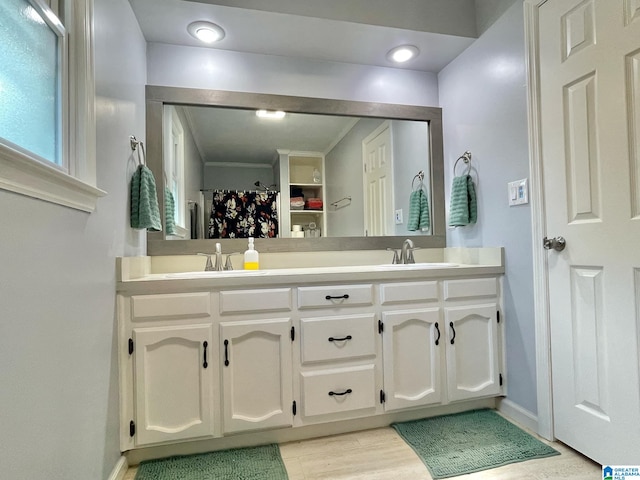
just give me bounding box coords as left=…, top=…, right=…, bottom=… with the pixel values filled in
left=444, top=304, right=500, bottom=402
left=538, top=0, right=640, bottom=463
left=133, top=325, right=214, bottom=446
left=220, top=318, right=293, bottom=434
left=382, top=308, right=442, bottom=411
left=363, top=123, right=394, bottom=236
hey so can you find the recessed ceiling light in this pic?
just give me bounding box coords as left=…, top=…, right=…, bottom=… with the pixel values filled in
left=256, top=110, right=286, bottom=119
left=387, top=45, right=420, bottom=63
left=187, top=21, right=225, bottom=44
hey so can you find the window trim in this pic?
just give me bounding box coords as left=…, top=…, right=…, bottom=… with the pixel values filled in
left=0, top=0, right=105, bottom=212
left=164, top=106, right=186, bottom=230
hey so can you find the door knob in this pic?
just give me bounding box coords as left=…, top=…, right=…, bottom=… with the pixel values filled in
left=543, top=236, right=566, bottom=252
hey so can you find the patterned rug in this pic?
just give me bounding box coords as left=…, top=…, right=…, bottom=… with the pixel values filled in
left=134, top=444, right=288, bottom=480
left=392, top=409, right=559, bottom=479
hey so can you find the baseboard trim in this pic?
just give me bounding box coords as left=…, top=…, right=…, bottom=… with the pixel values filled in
left=107, top=456, right=128, bottom=480
left=497, top=398, right=538, bottom=433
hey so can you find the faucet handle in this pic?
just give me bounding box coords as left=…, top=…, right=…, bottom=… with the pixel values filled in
left=197, top=252, right=214, bottom=271
left=386, top=247, right=401, bottom=264
left=224, top=252, right=241, bottom=270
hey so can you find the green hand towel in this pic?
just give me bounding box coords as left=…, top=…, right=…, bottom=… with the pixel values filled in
left=130, top=165, right=162, bottom=231
left=164, top=187, right=177, bottom=236
left=449, top=174, right=477, bottom=227
left=408, top=189, right=431, bottom=231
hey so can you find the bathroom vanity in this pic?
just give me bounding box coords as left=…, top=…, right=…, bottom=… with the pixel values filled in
left=117, top=248, right=505, bottom=461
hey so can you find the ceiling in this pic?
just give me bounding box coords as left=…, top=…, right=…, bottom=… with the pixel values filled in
left=132, top=1, right=481, bottom=165
left=180, top=106, right=361, bottom=165
left=129, top=0, right=479, bottom=73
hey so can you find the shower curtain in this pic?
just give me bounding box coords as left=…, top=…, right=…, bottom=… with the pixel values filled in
left=209, top=190, right=279, bottom=239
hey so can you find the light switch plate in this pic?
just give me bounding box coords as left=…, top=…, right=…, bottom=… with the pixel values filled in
left=508, top=178, right=529, bottom=206
left=395, top=209, right=403, bottom=224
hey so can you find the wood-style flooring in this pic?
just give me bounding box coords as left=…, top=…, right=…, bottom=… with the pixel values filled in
left=123, top=415, right=601, bottom=479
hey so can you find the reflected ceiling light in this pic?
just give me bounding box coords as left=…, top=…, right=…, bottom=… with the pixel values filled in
left=387, top=45, right=419, bottom=63
left=256, top=110, right=286, bottom=119
left=187, top=21, right=225, bottom=44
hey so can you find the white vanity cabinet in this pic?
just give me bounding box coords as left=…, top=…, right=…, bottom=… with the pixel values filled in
left=443, top=279, right=502, bottom=402
left=119, top=292, right=217, bottom=449
left=379, top=281, right=443, bottom=411
left=117, top=268, right=504, bottom=453
left=295, top=284, right=381, bottom=425
left=218, top=288, right=294, bottom=434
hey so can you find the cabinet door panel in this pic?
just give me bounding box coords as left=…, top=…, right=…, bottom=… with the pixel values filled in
left=220, top=318, right=293, bottom=434
left=133, top=325, right=214, bottom=446
left=445, top=304, right=500, bottom=402
left=382, top=308, right=442, bottom=411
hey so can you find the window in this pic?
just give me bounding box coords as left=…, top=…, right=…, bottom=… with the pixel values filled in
left=163, top=106, right=188, bottom=237
left=0, top=0, right=104, bottom=212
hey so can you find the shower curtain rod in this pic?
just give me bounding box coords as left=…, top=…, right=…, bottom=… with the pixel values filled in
left=200, top=188, right=279, bottom=193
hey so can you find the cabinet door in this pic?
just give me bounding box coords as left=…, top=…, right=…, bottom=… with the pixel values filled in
left=133, top=325, right=214, bottom=446
left=445, top=304, right=500, bottom=402
left=382, top=308, right=442, bottom=411
left=220, top=318, right=293, bottom=434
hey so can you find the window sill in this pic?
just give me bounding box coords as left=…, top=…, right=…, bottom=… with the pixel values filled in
left=0, top=145, right=106, bottom=212
left=167, top=225, right=190, bottom=239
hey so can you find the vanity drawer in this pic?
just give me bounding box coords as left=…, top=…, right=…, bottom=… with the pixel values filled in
left=301, top=365, right=376, bottom=417
left=219, top=288, right=292, bottom=314
left=131, top=293, right=211, bottom=320
left=380, top=281, right=439, bottom=305
left=298, top=284, right=373, bottom=309
left=300, top=314, right=376, bottom=364
left=443, top=278, right=497, bottom=300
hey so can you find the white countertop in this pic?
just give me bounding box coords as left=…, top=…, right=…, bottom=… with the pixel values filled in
left=116, top=248, right=505, bottom=294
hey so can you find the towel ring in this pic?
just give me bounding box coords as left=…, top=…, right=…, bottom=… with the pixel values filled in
left=453, top=151, right=472, bottom=175
left=411, top=170, right=425, bottom=190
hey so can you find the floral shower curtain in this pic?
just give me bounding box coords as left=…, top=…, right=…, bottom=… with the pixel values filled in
left=209, top=190, right=279, bottom=238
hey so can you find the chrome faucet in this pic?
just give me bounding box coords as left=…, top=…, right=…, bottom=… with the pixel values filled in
left=198, top=243, right=224, bottom=271
left=401, top=238, right=415, bottom=264
left=387, top=239, right=420, bottom=264
left=198, top=246, right=239, bottom=271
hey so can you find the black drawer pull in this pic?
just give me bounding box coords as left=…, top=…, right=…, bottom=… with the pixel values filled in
left=434, top=322, right=440, bottom=346
left=450, top=322, right=456, bottom=345
left=325, top=294, right=349, bottom=300
left=328, top=389, right=353, bottom=396
left=328, top=335, right=352, bottom=342
left=203, top=341, right=208, bottom=368
left=224, top=339, right=229, bottom=366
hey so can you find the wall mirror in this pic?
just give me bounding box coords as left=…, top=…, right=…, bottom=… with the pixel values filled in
left=146, top=86, right=445, bottom=254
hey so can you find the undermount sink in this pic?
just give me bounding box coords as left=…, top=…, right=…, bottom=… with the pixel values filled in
left=162, top=263, right=459, bottom=279
left=374, top=262, right=459, bottom=270
left=164, top=270, right=269, bottom=278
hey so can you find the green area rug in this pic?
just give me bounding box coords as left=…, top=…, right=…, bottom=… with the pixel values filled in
left=392, top=409, right=559, bottom=479
left=135, top=444, right=288, bottom=480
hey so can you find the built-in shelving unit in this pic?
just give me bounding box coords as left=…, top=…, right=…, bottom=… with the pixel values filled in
left=277, top=150, right=327, bottom=237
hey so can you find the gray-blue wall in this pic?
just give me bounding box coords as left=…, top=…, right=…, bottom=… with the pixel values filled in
left=439, top=1, right=537, bottom=415
left=0, top=0, right=147, bottom=478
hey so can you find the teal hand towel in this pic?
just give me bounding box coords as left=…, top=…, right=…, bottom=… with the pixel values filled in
left=408, top=189, right=431, bottom=231
left=164, top=187, right=177, bottom=236
left=130, top=165, right=162, bottom=231
left=449, top=174, right=477, bottom=227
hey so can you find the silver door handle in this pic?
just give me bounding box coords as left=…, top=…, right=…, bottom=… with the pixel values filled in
left=543, top=236, right=566, bottom=252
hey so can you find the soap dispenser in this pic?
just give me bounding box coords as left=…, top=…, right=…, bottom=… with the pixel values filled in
left=244, top=237, right=259, bottom=270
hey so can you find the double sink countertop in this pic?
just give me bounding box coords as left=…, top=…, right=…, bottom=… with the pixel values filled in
left=117, top=247, right=504, bottom=294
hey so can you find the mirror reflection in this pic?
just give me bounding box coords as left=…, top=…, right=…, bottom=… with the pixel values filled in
left=163, top=104, right=432, bottom=239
